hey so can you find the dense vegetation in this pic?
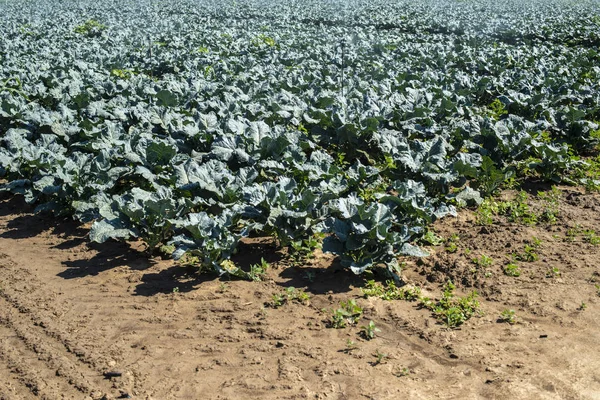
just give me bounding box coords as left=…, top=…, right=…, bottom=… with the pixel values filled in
left=1, top=0, right=599, bottom=279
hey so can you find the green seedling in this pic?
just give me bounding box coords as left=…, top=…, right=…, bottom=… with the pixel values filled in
left=360, top=321, right=380, bottom=340
left=394, top=367, right=411, bottom=377
left=248, top=258, right=269, bottom=281
left=472, top=255, right=493, bottom=268
left=272, top=293, right=286, bottom=308
left=583, top=230, right=600, bottom=245
left=330, top=299, right=363, bottom=329
left=537, top=186, right=561, bottom=224
left=504, top=263, right=521, bottom=277
left=342, top=339, right=357, bottom=353
left=270, top=287, right=310, bottom=308
left=289, top=233, right=324, bottom=263
left=513, top=239, right=541, bottom=262
left=425, top=281, right=481, bottom=328
left=476, top=199, right=498, bottom=226
left=74, top=19, right=107, bottom=37
left=361, top=280, right=421, bottom=301
left=218, top=282, right=229, bottom=293
left=546, top=267, right=561, bottom=278
left=499, top=309, right=517, bottom=324
left=372, top=349, right=388, bottom=365
left=566, top=225, right=582, bottom=242
left=445, top=233, right=460, bottom=253
left=421, top=230, right=444, bottom=246
left=579, top=302, right=587, bottom=311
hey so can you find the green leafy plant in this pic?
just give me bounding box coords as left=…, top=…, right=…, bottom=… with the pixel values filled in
left=342, top=339, right=357, bottom=354
left=361, top=280, right=421, bottom=301
left=330, top=299, right=363, bottom=328
left=111, top=69, right=135, bottom=79
left=537, top=186, right=561, bottom=223
left=424, top=282, right=481, bottom=328
left=269, top=287, right=310, bottom=308
left=513, top=238, right=541, bottom=262
left=360, top=321, right=380, bottom=340
left=394, top=367, right=411, bottom=377
left=445, top=233, right=460, bottom=253
left=499, top=309, right=517, bottom=324
left=74, top=19, right=107, bottom=36
left=503, top=263, right=521, bottom=277
left=420, top=230, right=444, bottom=246
left=247, top=258, right=269, bottom=281
left=488, top=98, right=508, bottom=120
left=372, top=349, right=388, bottom=365
left=472, top=254, right=493, bottom=268
left=583, top=230, right=600, bottom=245
left=290, top=233, right=324, bottom=263
left=506, top=191, right=538, bottom=225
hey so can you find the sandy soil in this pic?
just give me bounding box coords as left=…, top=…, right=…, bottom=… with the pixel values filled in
left=0, top=185, right=599, bottom=400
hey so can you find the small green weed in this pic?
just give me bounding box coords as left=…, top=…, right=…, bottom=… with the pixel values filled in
left=546, top=267, right=561, bottom=278
left=445, top=233, right=460, bottom=253
left=342, top=339, right=357, bottom=354
left=583, top=230, right=600, bottom=245
left=476, top=198, right=498, bottom=226
left=330, top=299, right=363, bottom=329
left=504, top=263, right=521, bottom=277
left=360, top=321, right=381, bottom=340
left=371, top=349, right=387, bottom=365
left=361, top=280, right=421, bottom=301
left=477, top=192, right=537, bottom=226
left=513, top=238, right=541, bottom=262
left=74, top=19, right=107, bottom=37
left=423, top=281, right=481, bottom=328
left=472, top=254, right=493, bottom=268
left=488, top=98, right=508, bottom=120
left=499, top=309, right=517, bottom=324
left=394, top=367, right=411, bottom=377
left=303, top=271, right=316, bottom=282
left=290, top=233, right=324, bottom=263
left=537, top=186, right=561, bottom=224
left=507, top=191, right=538, bottom=225
left=248, top=258, right=269, bottom=281
left=111, top=69, right=135, bottom=80
left=269, top=287, right=310, bottom=308
left=218, top=282, right=228, bottom=293
left=420, top=230, right=444, bottom=246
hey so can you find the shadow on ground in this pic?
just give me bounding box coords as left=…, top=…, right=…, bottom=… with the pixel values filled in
left=59, top=241, right=156, bottom=279
left=134, top=264, right=217, bottom=296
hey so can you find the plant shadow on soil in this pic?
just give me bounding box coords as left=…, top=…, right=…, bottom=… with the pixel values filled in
left=0, top=196, right=87, bottom=241
left=59, top=241, right=157, bottom=279
left=277, top=263, right=369, bottom=295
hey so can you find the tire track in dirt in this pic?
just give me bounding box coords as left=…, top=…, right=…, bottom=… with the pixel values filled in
left=0, top=353, right=27, bottom=400
left=0, top=323, right=85, bottom=400
left=0, top=253, right=121, bottom=399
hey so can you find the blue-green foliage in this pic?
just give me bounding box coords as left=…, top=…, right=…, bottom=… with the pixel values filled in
left=0, top=0, right=599, bottom=278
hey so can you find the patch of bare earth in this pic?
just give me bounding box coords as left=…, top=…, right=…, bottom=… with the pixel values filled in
left=0, top=187, right=599, bottom=399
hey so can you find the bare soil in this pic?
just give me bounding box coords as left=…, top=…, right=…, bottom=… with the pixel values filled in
left=0, top=186, right=599, bottom=400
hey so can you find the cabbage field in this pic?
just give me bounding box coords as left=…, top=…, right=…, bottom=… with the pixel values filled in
left=1, top=0, right=600, bottom=279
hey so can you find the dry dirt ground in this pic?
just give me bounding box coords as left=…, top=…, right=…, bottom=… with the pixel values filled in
left=0, top=185, right=599, bottom=400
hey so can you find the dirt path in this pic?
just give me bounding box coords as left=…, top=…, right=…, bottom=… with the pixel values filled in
left=0, top=188, right=599, bottom=400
